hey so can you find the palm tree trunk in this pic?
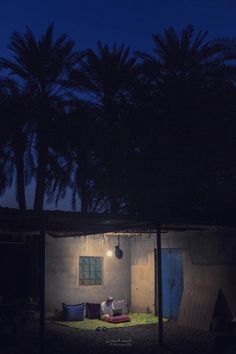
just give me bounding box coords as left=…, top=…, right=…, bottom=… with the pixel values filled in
left=15, top=143, right=26, bottom=210
left=80, top=178, right=88, bottom=213
left=33, top=136, right=48, bottom=211
left=108, top=142, right=119, bottom=214
left=78, top=154, right=88, bottom=213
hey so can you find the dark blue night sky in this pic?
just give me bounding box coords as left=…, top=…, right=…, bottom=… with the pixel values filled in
left=0, top=0, right=236, bottom=210
left=1, top=0, right=236, bottom=56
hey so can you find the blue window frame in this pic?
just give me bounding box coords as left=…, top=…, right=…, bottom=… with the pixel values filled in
left=79, top=256, right=102, bottom=285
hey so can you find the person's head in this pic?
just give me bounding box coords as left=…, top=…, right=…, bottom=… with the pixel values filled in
left=106, top=296, right=113, bottom=305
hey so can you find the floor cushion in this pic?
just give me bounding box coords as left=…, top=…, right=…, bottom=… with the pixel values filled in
left=105, top=315, right=131, bottom=323
left=86, top=303, right=101, bottom=319
left=62, top=303, right=84, bottom=321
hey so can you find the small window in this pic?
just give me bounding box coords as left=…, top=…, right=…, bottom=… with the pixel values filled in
left=79, top=256, right=103, bottom=285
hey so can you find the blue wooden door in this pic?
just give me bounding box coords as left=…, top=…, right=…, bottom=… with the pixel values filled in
left=160, top=248, right=183, bottom=319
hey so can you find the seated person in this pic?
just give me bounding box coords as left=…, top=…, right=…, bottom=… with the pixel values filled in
left=100, top=296, right=114, bottom=320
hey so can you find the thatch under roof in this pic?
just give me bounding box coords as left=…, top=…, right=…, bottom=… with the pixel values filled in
left=0, top=207, right=234, bottom=237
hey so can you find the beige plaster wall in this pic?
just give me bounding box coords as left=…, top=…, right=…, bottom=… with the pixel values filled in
left=183, top=250, right=236, bottom=314
left=130, top=231, right=189, bottom=313
left=130, top=229, right=236, bottom=315
left=129, top=231, right=189, bottom=313
left=45, top=227, right=236, bottom=316
left=45, top=234, right=131, bottom=312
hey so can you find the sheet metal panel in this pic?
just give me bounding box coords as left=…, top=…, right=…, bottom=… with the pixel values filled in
left=178, top=285, right=218, bottom=330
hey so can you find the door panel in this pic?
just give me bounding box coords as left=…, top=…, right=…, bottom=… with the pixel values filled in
left=159, top=248, right=183, bottom=319
left=161, top=249, right=172, bottom=318
left=170, top=249, right=183, bottom=319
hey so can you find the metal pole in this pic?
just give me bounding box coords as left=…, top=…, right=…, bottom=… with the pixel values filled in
left=39, top=216, right=45, bottom=354
left=156, top=225, right=163, bottom=345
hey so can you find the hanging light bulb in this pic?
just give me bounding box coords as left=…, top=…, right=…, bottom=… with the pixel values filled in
left=106, top=250, right=113, bottom=257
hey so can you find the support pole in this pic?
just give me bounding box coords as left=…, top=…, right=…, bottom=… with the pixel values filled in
left=156, top=225, right=163, bottom=345
left=39, top=216, right=45, bottom=354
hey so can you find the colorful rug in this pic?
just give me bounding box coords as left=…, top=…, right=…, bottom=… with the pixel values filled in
left=54, top=313, right=168, bottom=330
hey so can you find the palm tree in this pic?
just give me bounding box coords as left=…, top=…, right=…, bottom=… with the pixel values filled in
left=44, top=101, right=96, bottom=213
left=68, top=42, right=140, bottom=213
left=0, top=86, right=11, bottom=200
left=67, top=102, right=96, bottom=213
left=134, top=25, right=233, bottom=218
left=0, top=25, right=81, bottom=210
left=0, top=79, right=35, bottom=209
left=210, top=37, right=236, bottom=61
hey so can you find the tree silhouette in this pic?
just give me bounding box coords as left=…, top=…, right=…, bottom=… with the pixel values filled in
left=0, top=79, right=35, bottom=209
left=45, top=100, right=97, bottom=212
left=0, top=24, right=235, bottom=221
left=0, top=24, right=81, bottom=210
left=134, top=25, right=236, bottom=218
left=68, top=42, right=140, bottom=213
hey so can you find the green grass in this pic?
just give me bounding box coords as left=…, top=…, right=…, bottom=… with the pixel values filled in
left=54, top=313, right=168, bottom=330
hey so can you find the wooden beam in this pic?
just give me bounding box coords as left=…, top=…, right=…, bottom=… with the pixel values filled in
left=156, top=226, right=163, bottom=345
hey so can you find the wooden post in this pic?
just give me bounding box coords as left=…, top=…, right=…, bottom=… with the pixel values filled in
left=156, top=225, right=163, bottom=345
left=39, top=216, right=45, bottom=354
left=154, top=248, right=157, bottom=316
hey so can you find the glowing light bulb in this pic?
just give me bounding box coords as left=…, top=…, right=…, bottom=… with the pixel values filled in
left=106, top=250, right=113, bottom=257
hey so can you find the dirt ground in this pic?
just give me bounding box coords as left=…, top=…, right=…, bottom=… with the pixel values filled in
left=1, top=320, right=236, bottom=354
